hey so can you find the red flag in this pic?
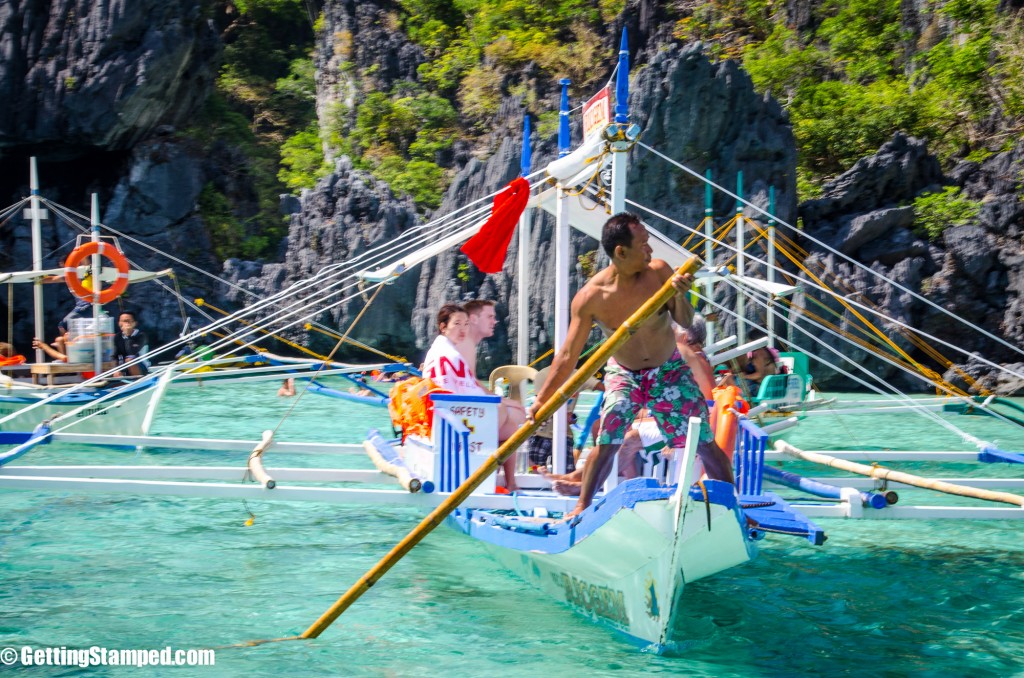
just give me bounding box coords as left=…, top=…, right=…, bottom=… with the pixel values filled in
left=460, top=176, right=530, bottom=274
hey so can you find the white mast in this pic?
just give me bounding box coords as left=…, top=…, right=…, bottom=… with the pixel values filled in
left=766, top=186, right=776, bottom=348
left=704, top=170, right=715, bottom=346
left=735, top=172, right=746, bottom=344
left=517, top=115, right=532, bottom=367
left=551, top=79, right=572, bottom=476
left=26, top=158, right=48, bottom=363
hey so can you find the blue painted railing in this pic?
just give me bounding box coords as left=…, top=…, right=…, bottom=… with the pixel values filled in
left=435, top=410, right=471, bottom=493
left=734, top=418, right=767, bottom=496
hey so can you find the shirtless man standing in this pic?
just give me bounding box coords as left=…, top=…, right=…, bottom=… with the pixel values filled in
left=527, top=213, right=734, bottom=519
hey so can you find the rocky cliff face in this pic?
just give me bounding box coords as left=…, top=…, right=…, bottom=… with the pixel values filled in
left=794, top=133, right=1024, bottom=392
left=0, top=0, right=219, bottom=154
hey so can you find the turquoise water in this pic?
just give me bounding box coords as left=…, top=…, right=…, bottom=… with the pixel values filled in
left=3, top=385, right=1024, bottom=676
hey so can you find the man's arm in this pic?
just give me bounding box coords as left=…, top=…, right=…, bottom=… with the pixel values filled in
left=655, top=260, right=695, bottom=328
left=527, top=291, right=595, bottom=420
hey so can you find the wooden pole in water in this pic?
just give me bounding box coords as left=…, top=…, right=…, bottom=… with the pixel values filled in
left=297, top=255, right=702, bottom=640
left=775, top=440, right=1024, bottom=507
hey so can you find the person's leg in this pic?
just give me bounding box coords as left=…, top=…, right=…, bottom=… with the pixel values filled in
left=565, top=442, right=622, bottom=518
left=697, top=440, right=734, bottom=484
left=497, top=398, right=526, bottom=441
left=617, top=429, right=642, bottom=479
left=502, top=454, right=518, bottom=491
left=563, top=361, right=638, bottom=518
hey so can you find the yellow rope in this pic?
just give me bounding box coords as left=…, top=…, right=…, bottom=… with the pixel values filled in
left=766, top=225, right=988, bottom=395
left=304, top=323, right=407, bottom=363
left=195, top=299, right=334, bottom=362
left=271, top=284, right=387, bottom=437
left=764, top=234, right=974, bottom=397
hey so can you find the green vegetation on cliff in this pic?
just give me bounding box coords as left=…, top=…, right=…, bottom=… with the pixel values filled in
left=197, top=0, right=1023, bottom=258
left=681, top=0, right=1019, bottom=196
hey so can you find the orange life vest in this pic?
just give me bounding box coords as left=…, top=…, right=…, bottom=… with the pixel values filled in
left=388, top=376, right=450, bottom=442
left=0, top=354, right=26, bottom=367
left=710, top=384, right=749, bottom=460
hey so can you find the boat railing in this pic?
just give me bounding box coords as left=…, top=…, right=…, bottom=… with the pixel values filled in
left=735, top=418, right=768, bottom=496
left=433, top=410, right=472, bottom=493
left=754, top=373, right=806, bottom=407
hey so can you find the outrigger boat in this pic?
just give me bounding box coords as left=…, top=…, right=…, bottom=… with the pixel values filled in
left=1, top=29, right=1023, bottom=653
left=0, top=159, right=177, bottom=435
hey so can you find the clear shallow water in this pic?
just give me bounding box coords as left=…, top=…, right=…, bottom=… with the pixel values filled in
left=2, top=386, right=1024, bottom=677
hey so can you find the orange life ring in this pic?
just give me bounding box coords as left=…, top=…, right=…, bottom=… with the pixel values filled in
left=64, top=242, right=130, bottom=303
left=0, top=354, right=26, bottom=367
left=711, top=384, right=749, bottom=460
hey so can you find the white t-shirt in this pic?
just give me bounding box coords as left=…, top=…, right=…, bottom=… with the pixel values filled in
left=422, top=335, right=488, bottom=396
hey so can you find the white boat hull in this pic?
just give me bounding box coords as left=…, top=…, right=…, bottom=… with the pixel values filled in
left=455, top=481, right=755, bottom=650
left=0, top=385, right=157, bottom=436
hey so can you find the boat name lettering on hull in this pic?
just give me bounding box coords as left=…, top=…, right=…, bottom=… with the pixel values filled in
left=558, top=573, right=629, bottom=626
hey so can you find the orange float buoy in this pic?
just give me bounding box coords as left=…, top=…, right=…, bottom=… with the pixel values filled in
left=64, top=242, right=130, bottom=304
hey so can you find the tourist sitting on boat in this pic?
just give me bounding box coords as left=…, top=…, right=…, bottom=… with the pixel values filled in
left=744, top=346, right=785, bottom=385
left=422, top=303, right=527, bottom=491
left=675, top=313, right=714, bottom=399
left=278, top=378, right=296, bottom=397
left=114, top=311, right=149, bottom=376
left=455, top=298, right=497, bottom=380
left=528, top=212, right=734, bottom=520
left=32, top=336, right=68, bottom=362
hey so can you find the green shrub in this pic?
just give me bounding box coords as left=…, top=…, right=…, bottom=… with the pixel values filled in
left=913, top=186, right=982, bottom=240
left=278, top=124, right=331, bottom=190
left=198, top=183, right=243, bottom=260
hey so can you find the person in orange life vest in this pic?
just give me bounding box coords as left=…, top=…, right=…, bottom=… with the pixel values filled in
left=421, top=303, right=526, bottom=491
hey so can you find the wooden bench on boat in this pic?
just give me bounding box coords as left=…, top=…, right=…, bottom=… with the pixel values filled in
left=30, top=362, right=116, bottom=386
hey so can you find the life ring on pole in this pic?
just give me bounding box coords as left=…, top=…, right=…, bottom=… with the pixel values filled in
left=64, top=242, right=130, bottom=304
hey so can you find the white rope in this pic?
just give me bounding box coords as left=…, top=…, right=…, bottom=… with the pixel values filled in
left=635, top=140, right=1024, bottom=362
left=624, top=196, right=1024, bottom=384
left=710, top=277, right=997, bottom=449
left=4, top=175, right=546, bottom=427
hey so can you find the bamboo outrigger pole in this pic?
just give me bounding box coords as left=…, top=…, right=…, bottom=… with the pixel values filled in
left=293, top=255, right=702, bottom=641
left=775, top=441, right=1024, bottom=507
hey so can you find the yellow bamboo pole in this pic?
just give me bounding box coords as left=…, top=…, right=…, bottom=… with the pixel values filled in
left=294, top=255, right=702, bottom=640
left=775, top=440, right=1024, bottom=507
